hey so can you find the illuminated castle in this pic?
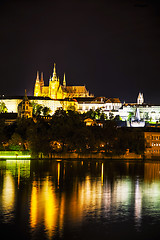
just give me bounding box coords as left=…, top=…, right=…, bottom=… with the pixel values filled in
left=34, top=63, right=93, bottom=99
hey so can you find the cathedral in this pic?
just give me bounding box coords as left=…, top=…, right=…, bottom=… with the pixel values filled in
left=34, top=64, right=93, bottom=99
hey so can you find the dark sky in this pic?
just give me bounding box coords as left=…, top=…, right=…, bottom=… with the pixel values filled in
left=0, top=0, right=160, bottom=104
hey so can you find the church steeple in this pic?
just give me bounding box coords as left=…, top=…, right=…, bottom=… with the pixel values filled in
left=34, top=71, right=41, bottom=96
left=63, top=73, right=66, bottom=87
left=40, top=72, right=44, bottom=87
left=52, top=63, right=57, bottom=80
left=36, top=71, right=40, bottom=82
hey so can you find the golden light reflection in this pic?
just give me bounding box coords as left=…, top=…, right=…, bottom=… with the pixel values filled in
left=144, top=163, right=160, bottom=182
left=101, top=162, right=104, bottom=186
left=68, top=175, right=103, bottom=223
left=30, top=177, right=59, bottom=240
left=43, top=177, right=58, bottom=239
left=2, top=172, right=15, bottom=222
left=18, top=164, right=20, bottom=187
left=57, top=162, right=60, bottom=187
left=30, top=181, right=38, bottom=228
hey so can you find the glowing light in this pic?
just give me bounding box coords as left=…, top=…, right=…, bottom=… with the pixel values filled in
left=43, top=177, right=58, bottom=240
left=30, top=182, right=38, bottom=228
left=0, top=155, right=31, bottom=159
left=2, top=172, right=15, bottom=222
left=134, top=180, right=142, bottom=225
left=101, top=163, right=104, bottom=186
left=113, top=179, right=131, bottom=204
left=57, top=162, right=60, bottom=187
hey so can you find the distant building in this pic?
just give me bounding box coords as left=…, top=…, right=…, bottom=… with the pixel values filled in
left=76, top=96, right=122, bottom=117
left=144, top=131, right=160, bottom=158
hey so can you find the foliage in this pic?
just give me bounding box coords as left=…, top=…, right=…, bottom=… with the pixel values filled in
left=0, top=109, right=146, bottom=156
left=0, top=101, right=8, bottom=113
left=127, top=112, right=134, bottom=121
left=32, top=103, right=51, bottom=116
left=83, top=108, right=107, bottom=120
left=8, top=133, right=23, bottom=150
left=42, top=106, right=51, bottom=116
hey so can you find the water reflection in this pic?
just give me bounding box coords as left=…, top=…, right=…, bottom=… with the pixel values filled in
left=1, top=172, right=15, bottom=222
left=0, top=160, right=30, bottom=224
left=1, top=160, right=160, bottom=239
left=134, top=180, right=142, bottom=226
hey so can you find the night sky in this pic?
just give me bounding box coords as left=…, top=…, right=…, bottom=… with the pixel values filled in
left=0, top=0, right=160, bottom=104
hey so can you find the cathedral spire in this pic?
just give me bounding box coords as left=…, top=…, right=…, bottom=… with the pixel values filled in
left=36, top=71, right=40, bottom=82
left=34, top=71, right=41, bottom=96
left=40, top=72, right=44, bottom=87
left=53, top=63, right=56, bottom=74
left=63, top=73, right=66, bottom=87
left=53, top=63, right=57, bottom=80
left=41, top=72, right=43, bottom=81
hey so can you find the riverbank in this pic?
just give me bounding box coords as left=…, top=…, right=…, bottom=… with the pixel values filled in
left=0, top=151, right=159, bottom=160
left=43, top=152, right=143, bottom=160
left=0, top=151, right=142, bottom=160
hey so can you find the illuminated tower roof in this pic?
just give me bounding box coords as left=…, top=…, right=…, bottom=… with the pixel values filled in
left=52, top=63, right=57, bottom=81
left=63, top=73, right=66, bottom=87
left=36, top=71, right=40, bottom=82
left=137, top=92, right=144, bottom=104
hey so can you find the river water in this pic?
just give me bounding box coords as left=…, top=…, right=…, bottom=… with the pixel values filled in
left=0, top=159, right=160, bottom=240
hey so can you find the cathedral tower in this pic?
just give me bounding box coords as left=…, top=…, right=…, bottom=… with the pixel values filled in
left=34, top=71, right=41, bottom=96
left=40, top=72, right=44, bottom=92
left=49, top=63, right=61, bottom=99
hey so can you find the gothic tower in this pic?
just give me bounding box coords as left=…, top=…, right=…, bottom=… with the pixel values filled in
left=49, top=63, right=60, bottom=99
left=40, top=72, right=44, bottom=93
left=34, top=71, right=41, bottom=96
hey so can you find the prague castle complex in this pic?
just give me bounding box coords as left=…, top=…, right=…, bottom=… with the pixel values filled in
left=1, top=63, right=160, bottom=126
left=1, top=63, right=160, bottom=158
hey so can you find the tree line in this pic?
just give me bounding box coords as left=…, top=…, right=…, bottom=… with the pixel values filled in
left=0, top=108, right=145, bottom=157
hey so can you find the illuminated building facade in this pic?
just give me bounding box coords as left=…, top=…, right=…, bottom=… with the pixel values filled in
left=1, top=66, right=160, bottom=125
left=34, top=64, right=93, bottom=99
left=144, top=131, right=160, bottom=157
left=77, top=96, right=122, bottom=117
left=118, top=93, right=160, bottom=126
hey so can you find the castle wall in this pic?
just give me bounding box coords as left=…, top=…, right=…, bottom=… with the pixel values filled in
left=0, top=99, right=22, bottom=113
left=0, top=98, right=62, bottom=115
